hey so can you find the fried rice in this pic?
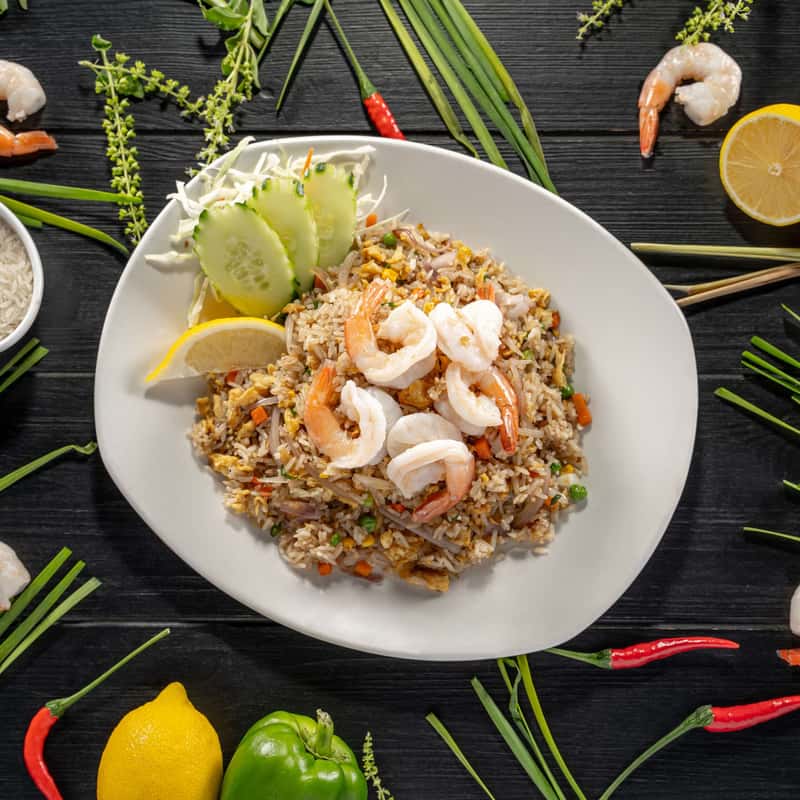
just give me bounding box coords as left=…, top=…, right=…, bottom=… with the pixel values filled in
left=191, top=222, right=589, bottom=593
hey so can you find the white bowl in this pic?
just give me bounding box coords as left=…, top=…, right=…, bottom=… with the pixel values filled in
left=95, top=136, right=697, bottom=661
left=0, top=202, right=44, bottom=353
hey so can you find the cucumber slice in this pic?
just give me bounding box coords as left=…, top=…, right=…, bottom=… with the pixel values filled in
left=303, top=163, right=357, bottom=267
left=248, top=178, right=319, bottom=292
left=193, top=203, right=295, bottom=318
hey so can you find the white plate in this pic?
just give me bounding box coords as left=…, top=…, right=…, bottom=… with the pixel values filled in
left=95, top=136, right=697, bottom=661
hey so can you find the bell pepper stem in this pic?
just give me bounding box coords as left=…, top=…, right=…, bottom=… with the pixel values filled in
left=314, top=708, right=334, bottom=758
left=598, top=705, right=713, bottom=800
left=45, top=628, right=170, bottom=718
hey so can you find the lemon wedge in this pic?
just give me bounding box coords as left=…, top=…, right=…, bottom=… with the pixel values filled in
left=720, top=104, right=800, bottom=226
left=146, top=317, right=286, bottom=382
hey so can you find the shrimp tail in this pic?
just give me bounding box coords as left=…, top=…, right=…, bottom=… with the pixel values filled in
left=639, top=106, right=660, bottom=159
left=412, top=453, right=475, bottom=523
left=412, top=489, right=453, bottom=523
left=477, top=281, right=496, bottom=303
left=0, top=124, right=57, bottom=158
left=498, top=403, right=519, bottom=454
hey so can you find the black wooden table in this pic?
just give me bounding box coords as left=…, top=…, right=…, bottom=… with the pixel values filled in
left=2, top=1, right=800, bottom=797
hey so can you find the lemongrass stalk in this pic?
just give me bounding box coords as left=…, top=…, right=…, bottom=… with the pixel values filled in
left=715, top=387, right=800, bottom=438
left=0, top=560, right=86, bottom=664
left=471, top=677, right=559, bottom=800
left=0, top=547, right=71, bottom=642
left=664, top=265, right=799, bottom=296
left=632, top=243, right=800, bottom=262
left=423, top=0, right=555, bottom=191
left=0, top=578, right=101, bottom=677
left=0, top=442, right=98, bottom=494
left=445, top=0, right=547, bottom=169
left=395, top=0, right=508, bottom=170
left=0, top=178, right=140, bottom=204
left=517, top=656, right=587, bottom=800
left=0, top=345, right=48, bottom=394
left=426, top=713, right=497, bottom=800
left=743, top=526, right=800, bottom=545
left=0, top=195, right=128, bottom=255
left=376, top=0, right=477, bottom=157
left=676, top=265, right=800, bottom=307
left=752, top=337, right=800, bottom=372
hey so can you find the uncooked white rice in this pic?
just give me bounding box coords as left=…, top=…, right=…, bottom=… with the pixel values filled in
left=0, top=219, right=33, bottom=341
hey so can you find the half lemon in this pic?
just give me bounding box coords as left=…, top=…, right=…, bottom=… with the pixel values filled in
left=146, top=317, right=286, bottom=382
left=720, top=104, right=800, bottom=226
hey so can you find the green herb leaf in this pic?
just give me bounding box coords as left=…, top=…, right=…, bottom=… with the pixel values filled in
left=0, top=442, right=98, bottom=495
left=376, top=0, right=477, bottom=158
left=0, top=577, right=101, bottom=677
left=201, top=5, right=247, bottom=30
left=471, top=676, right=559, bottom=800
left=0, top=547, right=71, bottom=643
left=91, top=34, right=113, bottom=51
left=426, top=712, right=497, bottom=800
left=276, top=0, right=325, bottom=111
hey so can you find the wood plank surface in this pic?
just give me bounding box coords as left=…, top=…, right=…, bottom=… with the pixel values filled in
left=1, top=1, right=799, bottom=798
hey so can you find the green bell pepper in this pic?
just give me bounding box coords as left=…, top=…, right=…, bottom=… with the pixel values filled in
left=221, top=708, right=367, bottom=800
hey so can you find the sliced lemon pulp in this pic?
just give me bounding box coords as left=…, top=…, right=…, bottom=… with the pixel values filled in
left=146, top=317, right=286, bottom=383
left=720, top=104, right=800, bottom=227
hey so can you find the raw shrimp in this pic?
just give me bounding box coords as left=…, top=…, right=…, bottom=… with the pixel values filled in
left=445, top=363, right=519, bottom=453
left=639, top=43, right=741, bottom=158
left=386, top=439, right=475, bottom=522
left=303, top=363, right=388, bottom=469
left=429, top=299, right=502, bottom=373
left=0, top=124, right=57, bottom=157
left=0, top=541, right=30, bottom=612
left=0, top=60, right=46, bottom=122
left=345, top=281, right=437, bottom=389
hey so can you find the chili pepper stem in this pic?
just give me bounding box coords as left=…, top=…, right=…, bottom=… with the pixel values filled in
left=598, top=706, right=712, bottom=800
left=323, top=0, right=375, bottom=99
left=313, top=708, right=334, bottom=757
left=46, top=628, right=170, bottom=717
left=517, top=655, right=587, bottom=800
left=545, top=647, right=611, bottom=669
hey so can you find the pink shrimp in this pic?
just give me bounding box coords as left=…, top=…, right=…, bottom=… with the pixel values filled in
left=0, top=124, right=57, bottom=157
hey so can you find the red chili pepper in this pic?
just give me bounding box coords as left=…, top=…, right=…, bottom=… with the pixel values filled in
left=600, top=697, right=800, bottom=799
left=777, top=647, right=800, bottom=666
left=325, top=1, right=405, bottom=140
left=23, top=629, right=169, bottom=799
left=547, top=636, right=740, bottom=670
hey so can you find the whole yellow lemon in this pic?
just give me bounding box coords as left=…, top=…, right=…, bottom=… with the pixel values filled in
left=96, top=682, right=222, bottom=800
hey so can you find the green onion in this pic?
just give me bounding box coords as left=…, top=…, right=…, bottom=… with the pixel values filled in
left=0, top=337, right=41, bottom=376
left=631, top=243, right=800, bottom=262
left=422, top=0, right=554, bottom=191
left=14, top=212, right=43, bottom=229
left=569, top=484, right=588, bottom=501
left=550, top=461, right=561, bottom=475
left=358, top=514, right=377, bottom=532
left=276, top=0, right=325, bottom=111
left=497, top=659, right=566, bottom=800
left=0, top=577, right=101, bottom=677
left=0, top=560, right=86, bottom=665
left=395, top=0, right=507, bottom=170
left=426, top=712, right=497, bottom=800
left=522, top=349, right=534, bottom=360
left=714, top=387, right=800, bottom=438
left=0, top=343, right=48, bottom=395
left=376, top=0, right=478, bottom=158
left=0, top=195, right=129, bottom=255
left=0, top=442, right=98, bottom=494
left=270, top=523, right=283, bottom=537
left=784, top=304, right=800, bottom=325
left=560, top=384, right=574, bottom=399
left=382, top=232, right=398, bottom=248
left=751, top=336, right=800, bottom=372
left=0, top=547, right=71, bottom=642
left=783, top=479, right=800, bottom=495
left=362, top=494, right=375, bottom=509
left=471, top=677, right=559, bottom=800
left=330, top=533, right=342, bottom=546
left=743, top=526, right=800, bottom=545
left=742, top=350, right=800, bottom=390
left=517, top=655, right=587, bottom=800
left=445, top=0, right=547, bottom=170
left=0, top=177, right=141, bottom=204
left=741, top=359, right=800, bottom=394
